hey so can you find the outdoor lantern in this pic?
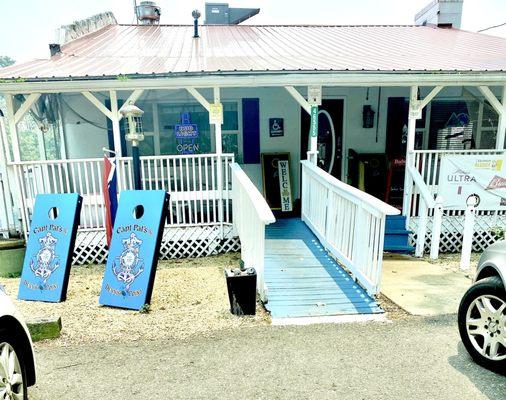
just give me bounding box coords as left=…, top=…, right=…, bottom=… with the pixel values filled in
left=120, top=101, right=144, bottom=190
left=362, top=105, right=375, bottom=129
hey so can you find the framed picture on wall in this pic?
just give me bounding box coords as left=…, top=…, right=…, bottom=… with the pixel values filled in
left=261, top=152, right=292, bottom=211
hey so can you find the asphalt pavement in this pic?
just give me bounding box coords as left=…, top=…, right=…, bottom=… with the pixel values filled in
left=29, top=315, right=505, bottom=400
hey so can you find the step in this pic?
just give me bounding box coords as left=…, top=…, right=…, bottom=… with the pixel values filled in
left=385, top=229, right=412, bottom=235
left=384, top=235, right=410, bottom=248
left=383, top=244, right=415, bottom=253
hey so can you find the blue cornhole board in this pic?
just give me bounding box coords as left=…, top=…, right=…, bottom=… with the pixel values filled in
left=18, top=193, right=82, bottom=302
left=99, top=190, right=169, bottom=310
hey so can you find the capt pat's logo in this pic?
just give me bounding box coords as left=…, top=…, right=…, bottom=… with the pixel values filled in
left=112, top=232, right=144, bottom=293
left=29, top=232, right=60, bottom=287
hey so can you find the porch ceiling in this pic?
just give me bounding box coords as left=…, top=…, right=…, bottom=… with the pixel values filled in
left=1, top=24, right=506, bottom=83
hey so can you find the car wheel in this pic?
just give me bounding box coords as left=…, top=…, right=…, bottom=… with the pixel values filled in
left=458, top=276, right=506, bottom=373
left=0, top=330, right=28, bottom=400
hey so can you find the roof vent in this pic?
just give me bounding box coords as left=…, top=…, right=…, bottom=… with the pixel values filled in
left=415, top=0, right=464, bottom=29
left=204, top=2, right=260, bottom=25
left=135, top=1, right=161, bottom=25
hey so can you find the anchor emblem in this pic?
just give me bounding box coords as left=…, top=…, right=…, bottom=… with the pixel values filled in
left=112, top=232, right=144, bottom=292
left=29, top=232, right=60, bottom=285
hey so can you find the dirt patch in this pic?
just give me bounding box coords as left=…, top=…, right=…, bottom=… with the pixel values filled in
left=376, top=293, right=411, bottom=321
left=1, top=253, right=270, bottom=347
left=422, top=252, right=480, bottom=279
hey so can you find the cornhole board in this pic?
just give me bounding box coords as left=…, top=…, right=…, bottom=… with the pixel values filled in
left=99, top=190, right=169, bottom=310
left=18, top=193, right=82, bottom=302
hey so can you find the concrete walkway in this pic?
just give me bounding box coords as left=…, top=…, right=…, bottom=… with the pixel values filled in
left=29, top=316, right=504, bottom=400
left=381, top=254, right=473, bottom=315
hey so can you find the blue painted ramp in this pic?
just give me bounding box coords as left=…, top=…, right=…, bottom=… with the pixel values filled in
left=264, top=218, right=383, bottom=318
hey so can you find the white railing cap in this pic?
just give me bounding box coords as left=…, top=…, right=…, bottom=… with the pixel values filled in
left=301, top=160, right=399, bottom=216
left=230, top=163, right=276, bottom=225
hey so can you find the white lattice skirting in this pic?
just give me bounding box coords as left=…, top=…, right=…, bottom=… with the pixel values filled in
left=72, top=224, right=240, bottom=265
left=409, top=213, right=506, bottom=253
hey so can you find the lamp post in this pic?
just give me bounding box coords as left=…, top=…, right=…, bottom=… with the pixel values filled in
left=120, top=101, right=144, bottom=190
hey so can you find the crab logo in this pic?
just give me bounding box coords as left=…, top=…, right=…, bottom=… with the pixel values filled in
left=29, top=232, right=60, bottom=286
left=112, top=232, right=144, bottom=293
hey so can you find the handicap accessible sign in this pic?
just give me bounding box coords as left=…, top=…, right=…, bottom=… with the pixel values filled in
left=99, top=190, right=169, bottom=310
left=18, top=193, right=82, bottom=302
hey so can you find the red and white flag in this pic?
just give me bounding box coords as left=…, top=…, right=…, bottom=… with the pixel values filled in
left=103, top=153, right=118, bottom=247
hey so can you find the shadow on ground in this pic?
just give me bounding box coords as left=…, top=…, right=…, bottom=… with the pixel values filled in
left=448, top=342, right=505, bottom=400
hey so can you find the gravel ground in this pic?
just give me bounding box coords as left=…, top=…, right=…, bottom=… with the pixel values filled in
left=1, top=253, right=270, bottom=347
left=28, top=315, right=505, bottom=400
left=423, top=252, right=481, bottom=278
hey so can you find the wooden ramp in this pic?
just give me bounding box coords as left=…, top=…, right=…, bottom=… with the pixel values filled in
left=264, top=218, right=383, bottom=319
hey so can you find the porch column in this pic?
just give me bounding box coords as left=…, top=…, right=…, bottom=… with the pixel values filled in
left=109, top=90, right=123, bottom=155
left=402, top=86, right=419, bottom=217
left=478, top=85, right=506, bottom=150
left=213, top=87, right=224, bottom=236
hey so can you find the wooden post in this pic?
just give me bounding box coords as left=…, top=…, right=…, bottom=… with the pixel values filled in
left=214, top=87, right=224, bottom=238
left=496, top=85, right=506, bottom=150
left=460, top=202, right=476, bottom=270
left=109, top=90, right=122, bottom=156
left=430, top=195, right=443, bottom=260
left=402, top=86, right=418, bottom=220
left=5, top=94, right=21, bottom=163
left=415, top=199, right=427, bottom=257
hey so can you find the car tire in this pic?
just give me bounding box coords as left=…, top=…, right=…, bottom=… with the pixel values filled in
left=458, top=276, right=506, bottom=373
left=0, top=329, right=28, bottom=400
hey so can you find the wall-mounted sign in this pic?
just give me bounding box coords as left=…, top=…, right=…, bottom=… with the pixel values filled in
left=409, top=100, right=422, bottom=120
left=269, top=118, right=284, bottom=137
left=308, top=85, right=322, bottom=106
left=99, top=190, right=170, bottom=310
left=174, top=112, right=199, bottom=154
left=261, top=152, right=291, bottom=211
left=439, top=155, right=506, bottom=210
left=18, top=193, right=82, bottom=303
left=277, top=160, right=293, bottom=212
left=209, top=102, right=223, bottom=125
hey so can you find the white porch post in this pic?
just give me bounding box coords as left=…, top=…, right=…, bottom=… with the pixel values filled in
left=5, top=94, right=22, bottom=163
left=109, top=90, right=122, bottom=155
left=213, top=87, right=224, bottom=237
left=478, top=85, right=506, bottom=150
left=402, top=86, right=418, bottom=218
left=496, top=85, right=506, bottom=149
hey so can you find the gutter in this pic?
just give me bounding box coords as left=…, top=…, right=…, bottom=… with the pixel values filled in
left=1, top=70, right=506, bottom=94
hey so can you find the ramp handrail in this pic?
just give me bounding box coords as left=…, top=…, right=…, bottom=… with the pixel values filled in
left=230, top=163, right=275, bottom=301
left=301, top=160, right=399, bottom=295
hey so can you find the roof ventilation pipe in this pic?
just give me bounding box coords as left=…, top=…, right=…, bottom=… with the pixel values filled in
left=192, top=9, right=201, bottom=38
left=135, top=1, right=161, bottom=25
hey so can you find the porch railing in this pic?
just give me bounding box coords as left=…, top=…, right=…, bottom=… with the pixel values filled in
left=12, top=153, right=234, bottom=236
left=301, top=160, right=399, bottom=295
left=230, top=163, right=275, bottom=301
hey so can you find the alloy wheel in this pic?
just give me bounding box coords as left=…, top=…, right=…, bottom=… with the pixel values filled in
left=466, top=294, right=506, bottom=361
left=0, top=342, right=24, bottom=400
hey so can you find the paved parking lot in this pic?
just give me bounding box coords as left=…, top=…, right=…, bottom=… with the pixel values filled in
left=29, top=315, right=505, bottom=400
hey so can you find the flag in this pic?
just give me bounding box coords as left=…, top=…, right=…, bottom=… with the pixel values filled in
left=103, top=154, right=118, bottom=247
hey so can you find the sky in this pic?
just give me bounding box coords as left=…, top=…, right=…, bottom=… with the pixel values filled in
left=0, top=0, right=505, bottom=62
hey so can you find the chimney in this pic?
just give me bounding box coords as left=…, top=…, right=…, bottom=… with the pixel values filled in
left=415, top=0, right=464, bottom=29
left=49, top=43, right=61, bottom=57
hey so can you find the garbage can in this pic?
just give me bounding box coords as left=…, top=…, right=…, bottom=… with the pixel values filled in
left=225, top=265, right=257, bottom=316
left=0, top=239, right=26, bottom=278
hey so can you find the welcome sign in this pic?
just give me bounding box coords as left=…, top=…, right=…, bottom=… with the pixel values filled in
left=99, top=190, right=169, bottom=310
left=277, top=160, right=293, bottom=212
left=439, top=155, right=506, bottom=210
left=18, top=193, right=82, bottom=302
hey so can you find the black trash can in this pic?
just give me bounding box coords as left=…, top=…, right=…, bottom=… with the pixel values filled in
left=225, top=265, right=257, bottom=316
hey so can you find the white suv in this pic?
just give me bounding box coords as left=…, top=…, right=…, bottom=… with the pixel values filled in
left=0, top=284, right=36, bottom=400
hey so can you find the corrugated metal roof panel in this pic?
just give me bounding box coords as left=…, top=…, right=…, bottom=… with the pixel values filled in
left=1, top=24, right=506, bottom=80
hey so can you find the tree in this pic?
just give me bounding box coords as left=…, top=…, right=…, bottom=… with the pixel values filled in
left=0, top=56, right=15, bottom=68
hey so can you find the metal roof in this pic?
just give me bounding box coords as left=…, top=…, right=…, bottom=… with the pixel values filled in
left=1, top=24, right=506, bottom=80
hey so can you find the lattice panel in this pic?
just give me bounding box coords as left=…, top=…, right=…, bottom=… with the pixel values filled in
left=409, top=213, right=506, bottom=253
left=72, top=225, right=239, bottom=265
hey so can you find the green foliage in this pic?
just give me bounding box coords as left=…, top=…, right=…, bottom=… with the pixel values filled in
left=139, top=303, right=151, bottom=314
left=0, top=56, right=15, bottom=68
left=116, top=75, right=130, bottom=81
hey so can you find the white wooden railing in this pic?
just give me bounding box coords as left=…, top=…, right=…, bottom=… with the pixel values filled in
left=301, top=160, right=399, bottom=295
left=230, top=163, right=275, bottom=301
left=11, top=153, right=234, bottom=236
